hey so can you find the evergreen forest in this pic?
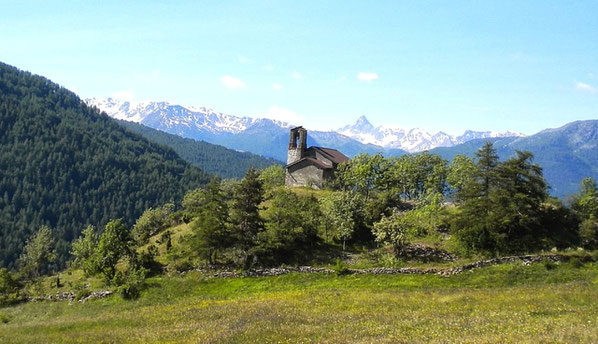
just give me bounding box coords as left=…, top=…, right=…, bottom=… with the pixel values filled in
left=0, top=62, right=210, bottom=269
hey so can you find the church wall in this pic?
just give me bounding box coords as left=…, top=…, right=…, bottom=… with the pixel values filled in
left=286, top=164, right=325, bottom=189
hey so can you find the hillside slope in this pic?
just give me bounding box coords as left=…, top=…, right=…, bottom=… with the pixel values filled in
left=117, top=120, right=282, bottom=179
left=0, top=62, right=210, bottom=268
left=431, top=120, right=598, bottom=197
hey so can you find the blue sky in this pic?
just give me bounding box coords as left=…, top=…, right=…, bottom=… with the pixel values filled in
left=2, top=1, right=598, bottom=134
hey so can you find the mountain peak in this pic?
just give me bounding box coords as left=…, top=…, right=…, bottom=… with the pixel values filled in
left=344, top=115, right=375, bottom=132
left=355, top=115, right=371, bottom=125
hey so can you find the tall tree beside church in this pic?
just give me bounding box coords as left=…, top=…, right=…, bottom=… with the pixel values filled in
left=229, top=168, right=264, bottom=267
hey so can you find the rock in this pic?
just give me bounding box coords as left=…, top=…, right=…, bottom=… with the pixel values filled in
left=78, top=290, right=113, bottom=303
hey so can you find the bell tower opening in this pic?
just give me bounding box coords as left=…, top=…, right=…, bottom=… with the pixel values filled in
left=286, top=126, right=307, bottom=165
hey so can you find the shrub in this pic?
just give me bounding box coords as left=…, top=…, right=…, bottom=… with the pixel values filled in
left=333, top=258, right=351, bottom=276
left=543, top=260, right=556, bottom=270
left=74, top=289, right=91, bottom=301
left=113, top=266, right=147, bottom=300
left=171, top=259, right=194, bottom=273
left=70, top=225, right=101, bottom=276
left=579, top=219, right=598, bottom=249
left=569, top=257, right=584, bottom=268
left=132, top=203, right=174, bottom=244
left=373, top=212, right=413, bottom=257
left=0, top=268, right=22, bottom=306
left=137, top=246, right=163, bottom=276
left=0, top=312, right=10, bottom=324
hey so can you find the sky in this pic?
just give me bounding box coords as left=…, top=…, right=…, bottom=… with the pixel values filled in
left=1, top=1, right=598, bottom=135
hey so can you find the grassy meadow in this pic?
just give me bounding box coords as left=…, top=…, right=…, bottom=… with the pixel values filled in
left=1, top=260, right=597, bottom=343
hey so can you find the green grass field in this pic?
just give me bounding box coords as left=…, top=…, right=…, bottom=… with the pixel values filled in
left=1, top=261, right=598, bottom=343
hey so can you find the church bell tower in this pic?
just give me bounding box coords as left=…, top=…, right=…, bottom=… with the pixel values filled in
left=287, top=126, right=307, bottom=165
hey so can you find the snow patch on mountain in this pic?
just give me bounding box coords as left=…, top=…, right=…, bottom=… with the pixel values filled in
left=87, top=98, right=293, bottom=134
left=338, top=116, right=524, bottom=152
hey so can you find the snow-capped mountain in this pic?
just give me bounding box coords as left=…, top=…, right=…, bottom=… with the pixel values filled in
left=88, top=97, right=292, bottom=134
left=86, top=98, right=401, bottom=161
left=338, top=116, right=524, bottom=152
left=87, top=98, right=522, bottom=159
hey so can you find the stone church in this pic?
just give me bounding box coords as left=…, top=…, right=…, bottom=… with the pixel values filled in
left=285, top=126, right=349, bottom=188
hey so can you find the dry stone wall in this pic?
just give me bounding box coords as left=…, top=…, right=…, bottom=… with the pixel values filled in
left=201, top=254, right=569, bottom=279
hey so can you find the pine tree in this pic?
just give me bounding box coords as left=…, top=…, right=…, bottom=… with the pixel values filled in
left=491, top=151, right=548, bottom=252
left=454, top=145, right=551, bottom=255
left=229, top=168, right=264, bottom=267
left=475, top=141, right=499, bottom=200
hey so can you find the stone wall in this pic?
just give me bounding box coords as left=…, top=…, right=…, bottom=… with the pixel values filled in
left=286, top=164, right=324, bottom=188
left=199, top=254, right=572, bottom=279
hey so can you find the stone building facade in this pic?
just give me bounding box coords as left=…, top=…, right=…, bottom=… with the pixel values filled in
left=285, top=126, right=349, bottom=188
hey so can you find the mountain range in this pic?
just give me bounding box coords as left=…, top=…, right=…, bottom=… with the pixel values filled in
left=338, top=115, right=524, bottom=152
left=430, top=120, right=598, bottom=198
left=87, top=98, right=521, bottom=159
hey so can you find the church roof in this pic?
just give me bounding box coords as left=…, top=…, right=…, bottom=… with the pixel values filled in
left=287, top=156, right=333, bottom=169
left=310, top=147, right=349, bottom=164
left=286, top=146, right=349, bottom=170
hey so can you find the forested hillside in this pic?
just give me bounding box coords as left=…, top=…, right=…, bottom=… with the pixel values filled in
left=117, top=120, right=282, bottom=179
left=0, top=62, right=210, bottom=268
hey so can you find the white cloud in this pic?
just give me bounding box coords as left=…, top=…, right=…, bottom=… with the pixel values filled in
left=292, top=71, right=303, bottom=79
left=237, top=55, right=253, bottom=64
left=111, top=91, right=135, bottom=101
left=273, top=83, right=282, bottom=90
left=263, top=105, right=303, bottom=124
left=576, top=82, right=597, bottom=94
left=220, top=75, right=245, bottom=89
left=263, top=64, right=274, bottom=71
left=357, top=72, right=378, bottom=82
